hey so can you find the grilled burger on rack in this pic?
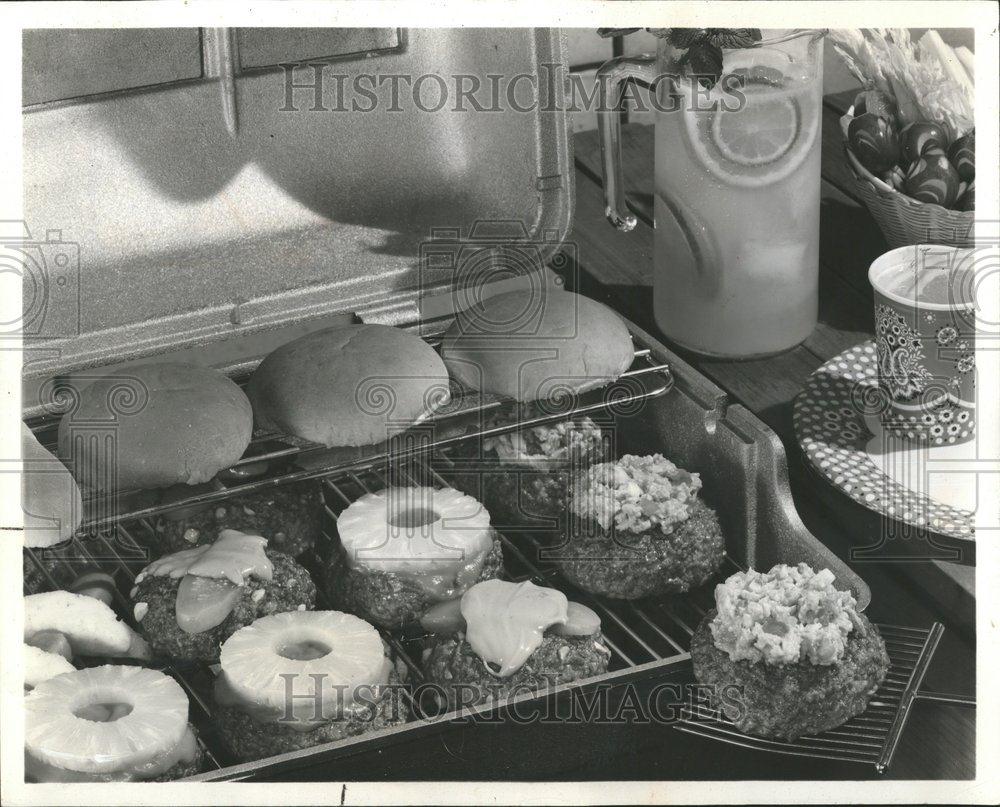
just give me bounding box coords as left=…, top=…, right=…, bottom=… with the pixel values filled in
left=324, top=485, right=505, bottom=629
left=447, top=411, right=610, bottom=537
left=57, top=362, right=253, bottom=492
left=440, top=288, right=634, bottom=403
left=690, top=563, right=889, bottom=741
left=246, top=323, right=451, bottom=449
left=157, top=323, right=456, bottom=558
left=213, top=610, right=406, bottom=761
left=22, top=423, right=85, bottom=594
left=25, top=665, right=204, bottom=782
left=22, top=423, right=82, bottom=549
left=152, top=481, right=324, bottom=558
left=131, top=529, right=315, bottom=663
left=441, top=288, right=633, bottom=533
left=419, top=579, right=611, bottom=711
left=51, top=358, right=325, bottom=554
left=555, top=453, right=726, bottom=598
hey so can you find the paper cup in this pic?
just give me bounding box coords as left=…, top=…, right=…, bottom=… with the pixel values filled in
left=868, top=245, right=976, bottom=445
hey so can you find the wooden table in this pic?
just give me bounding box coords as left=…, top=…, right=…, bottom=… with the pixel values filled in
left=560, top=91, right=977, bottom=780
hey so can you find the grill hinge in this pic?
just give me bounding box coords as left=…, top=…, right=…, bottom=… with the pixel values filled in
left=354, top=297, right=422, bottom=328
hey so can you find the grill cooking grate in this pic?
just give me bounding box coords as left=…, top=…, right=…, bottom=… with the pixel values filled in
left=24, top=450, right=947, bottom=777
left=26, top=337, right=673, bottom=532
left=675, top=622, right=946, bottom=772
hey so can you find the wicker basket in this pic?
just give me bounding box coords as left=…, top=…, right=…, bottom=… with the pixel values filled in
left=841, top=108, right=974, bottom=249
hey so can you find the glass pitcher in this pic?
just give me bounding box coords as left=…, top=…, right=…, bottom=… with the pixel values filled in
left=597, top=29, right=826, bottom=358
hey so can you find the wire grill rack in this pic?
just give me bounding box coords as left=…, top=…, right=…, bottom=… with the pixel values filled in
left=24, top=452, right=706, bottom=777
left=27, top=338, right=673, bottom=532
left=23, top=445, right=949, bottom=778
left=23, top=334, right=953, bottom=778
left=675, top=622, right=947, bottom=772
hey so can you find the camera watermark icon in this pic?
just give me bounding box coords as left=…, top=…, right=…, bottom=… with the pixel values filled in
left=24, top=373, right=154, bottom=563
left=419, top=218, right=600, bottom=406
left=445, top=412, right=618, bottom=539
left=417, top=219, right=577, bottom=333
left=1, top=221, right=81, bottom=341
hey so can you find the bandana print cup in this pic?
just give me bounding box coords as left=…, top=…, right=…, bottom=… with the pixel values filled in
left=868, top=245, right=977, bottom=446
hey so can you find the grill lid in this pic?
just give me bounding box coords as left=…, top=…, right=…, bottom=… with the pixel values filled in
left=21, top=28, right=573, bottom=382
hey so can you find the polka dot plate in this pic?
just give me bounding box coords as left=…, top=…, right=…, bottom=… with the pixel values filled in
left=793, top=341, right=974, bottom=541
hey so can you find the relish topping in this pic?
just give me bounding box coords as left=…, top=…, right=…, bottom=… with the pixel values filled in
left=483, top=417, right=604, bottom=463
left=709, top=564, right=857, bottom=666
left=570, top=453, right=701, bottom=534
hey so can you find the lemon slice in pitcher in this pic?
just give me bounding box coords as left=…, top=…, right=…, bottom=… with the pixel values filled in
left=683, top=48, right=819, bottom=188
left=710, top=85, right=799, bottom=165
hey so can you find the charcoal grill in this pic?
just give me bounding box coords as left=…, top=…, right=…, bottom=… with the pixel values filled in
left=23, top=320, right=949, bottom=780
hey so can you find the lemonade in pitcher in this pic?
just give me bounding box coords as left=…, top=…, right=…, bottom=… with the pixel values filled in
left=599, top=30, right=826, bottom=358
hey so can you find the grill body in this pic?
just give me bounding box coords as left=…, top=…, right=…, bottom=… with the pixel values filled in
left=21, top=320, right=923, bottom=782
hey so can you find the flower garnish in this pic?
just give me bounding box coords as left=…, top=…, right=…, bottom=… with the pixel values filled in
left=598, top=28, right=763, bottom=88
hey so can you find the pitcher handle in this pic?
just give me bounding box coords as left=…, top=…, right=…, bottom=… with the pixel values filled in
left=596, top=54, right=658, bottom=232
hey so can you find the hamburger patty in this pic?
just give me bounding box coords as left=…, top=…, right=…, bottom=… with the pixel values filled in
left=26, top=750, right=205, bottom=783
left=102, top=742, right=204, bottom=783
left=323, top=533, right=505, bottom=629
left=153, top=482, right=323, bottom=557
left=132, top=550, right=316, bottom=663
left=148, top=753, right=204, bottom=782
left=554, top=499, right=725, bottom=598
left=448, top=417, right=608, bottom=537
left=216, top=670, right=407, bottom=762
left=690, top=609, right=890, bottom=741
left=449, top=456, right=581, bottom=538
left=422, top=631, right=612, bottom=711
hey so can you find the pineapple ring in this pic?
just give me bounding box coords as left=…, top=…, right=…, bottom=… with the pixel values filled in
left=24, top=644, right=74, bottom=690
left=336, top=486, right=493, bottom=583
left=218, top=610, right=390, bottom=726
left=25, top=665, right=188, bottom=775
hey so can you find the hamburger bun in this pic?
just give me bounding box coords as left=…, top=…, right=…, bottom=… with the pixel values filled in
left=57, top=362, right=252, bottom=491
left=246, top=324, right=450, bottom=448
left=441, top=289, right=633, bottom=402
left=22, top=423, right=83, bottom=548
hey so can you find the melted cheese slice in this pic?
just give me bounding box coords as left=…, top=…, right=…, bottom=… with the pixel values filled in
left=136, top=530, right=274, bottom=635
left=461, top=580, right=568, bottom=677
left=138, top=530, right=273, bottom=585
